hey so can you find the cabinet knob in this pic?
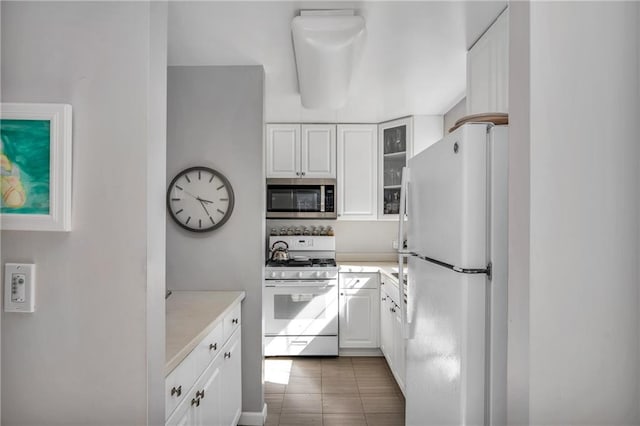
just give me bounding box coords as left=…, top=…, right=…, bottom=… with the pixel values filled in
left=191, top=397, right=200, bottom=407
left=340, top=292, right=344, bottom=296
left=301, top=172, right=306, bottom=176
left=232, top=318, right=239, bottom=324
left=209, top=343, right=217, bottom=351
left=171, top=385, right=182, bottom=397
left=224, top=351, right=231, bottom=359
left=196, top=390, right=205, bottom=400
left=382, top=297, right=386, bottom=301
left=296, top=172, right=300, bottom=176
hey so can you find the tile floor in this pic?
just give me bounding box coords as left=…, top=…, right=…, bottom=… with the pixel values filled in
left=265, top=357, right=405, bottom=426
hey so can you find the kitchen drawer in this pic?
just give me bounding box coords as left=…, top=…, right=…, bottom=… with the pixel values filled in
left=165, top=348, right=197, bottom=420
left=195, top=321, right=224, bottom=368
left=223, top=303, right=241, bottom=343
left=339, top=273, right=379, bottom=290
left=265, top=335, right=338, bottom=356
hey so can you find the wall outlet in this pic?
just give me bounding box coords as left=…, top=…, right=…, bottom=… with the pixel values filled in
left=4, top=263, right=36, bottom=313
left=392, top=240, right=399, bottom=249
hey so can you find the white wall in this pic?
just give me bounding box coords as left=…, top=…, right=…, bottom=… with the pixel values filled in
left=166, top=66, right=265, bottom=415
left=509, top=2, right=640, bottom=424
left=506, top=2, right=530, bottom=425
left=443, top=97, right=467, bottom=134
left=1, top=2, right=166, bottom=424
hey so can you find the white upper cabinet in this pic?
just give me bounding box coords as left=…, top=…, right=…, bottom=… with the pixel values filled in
left=301, top=124, right=336, bottom=178
left=266, top=123, right=336, bottom=178
left=378, top=117, right=413, bottom=220
left=266, top=124, right=300, bottom=178
left=337, top=124, right=378, bottom=220
left=467, top=8, right=509, bottom=114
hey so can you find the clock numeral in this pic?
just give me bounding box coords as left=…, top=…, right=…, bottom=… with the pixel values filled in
left=217, top=209, right=225, bottom=214
left=198, top=170, right=201, bottom=180
left=171, top=198, right=181, bottom=201
left=185, top=174, right=191, bottom=183
left=209, top=174, right=215, bottom=183
left=175, top=209, right=184, bottom=215
left=176, top=185, right=183, bottom=191
left=219, top=198, right=228, bottom=201
left=199, top=219, right=202, bottom=229
left=216, top=185, right=225, bottom=191
left=209, top=216, right=216, bottom=225
left=186, top=216, right=191, bottom=225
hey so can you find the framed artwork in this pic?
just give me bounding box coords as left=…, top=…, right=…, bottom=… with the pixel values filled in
left=1, top=103, right=72, bottom=231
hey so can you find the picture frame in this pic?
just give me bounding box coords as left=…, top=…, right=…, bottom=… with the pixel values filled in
left=1, top=103, right=72, bottom=231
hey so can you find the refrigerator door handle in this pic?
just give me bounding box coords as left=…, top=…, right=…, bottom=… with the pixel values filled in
left=398, top=167, right=411, bottom=335
left=415, top=254, right=492, bottom=279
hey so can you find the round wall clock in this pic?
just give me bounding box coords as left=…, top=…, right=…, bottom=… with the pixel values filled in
left=166, top=166, right=235, bottom=233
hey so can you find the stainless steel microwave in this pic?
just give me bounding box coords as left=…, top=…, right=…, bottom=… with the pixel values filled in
left=266, top=178, right=337, bottom=219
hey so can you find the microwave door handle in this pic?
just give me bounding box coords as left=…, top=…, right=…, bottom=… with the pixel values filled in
left=320, top=185, right=325, bottom=212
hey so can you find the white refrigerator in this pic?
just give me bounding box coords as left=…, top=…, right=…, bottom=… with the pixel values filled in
left=398, top=123, right=508, bottom=426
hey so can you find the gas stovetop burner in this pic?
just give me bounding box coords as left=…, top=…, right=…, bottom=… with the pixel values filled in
left=266, top=258, right=337, bottom=268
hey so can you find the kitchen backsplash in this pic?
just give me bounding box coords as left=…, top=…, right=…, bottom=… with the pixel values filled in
left=266, top=219, right=399, bottom=261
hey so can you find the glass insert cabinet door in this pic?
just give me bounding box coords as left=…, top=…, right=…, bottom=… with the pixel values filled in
left=379, top=117, right=413, bottom=218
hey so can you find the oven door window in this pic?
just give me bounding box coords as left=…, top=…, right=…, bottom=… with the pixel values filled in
left=265, top=284, right=338, bottom=336
left=274, top=293, right=327, bottom=320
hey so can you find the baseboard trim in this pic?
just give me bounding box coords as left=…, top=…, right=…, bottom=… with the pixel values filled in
left=239, top=403, right=267, bottom=426
left=339, top=348, right=383, bottom=357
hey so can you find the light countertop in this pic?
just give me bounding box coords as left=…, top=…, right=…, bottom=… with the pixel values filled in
left=166, top=290, right=245, bottom=375
left=338, top=261, right=405, bottom=284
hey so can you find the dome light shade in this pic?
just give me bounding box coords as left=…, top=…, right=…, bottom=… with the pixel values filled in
left=291, top=11, right=366, bottom=109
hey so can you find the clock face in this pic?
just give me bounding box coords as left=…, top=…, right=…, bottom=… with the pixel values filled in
left=166, top=167, right=235, bottom=232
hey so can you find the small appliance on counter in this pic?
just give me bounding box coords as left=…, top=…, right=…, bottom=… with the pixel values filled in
left=264, top=235, right=338, bottom=356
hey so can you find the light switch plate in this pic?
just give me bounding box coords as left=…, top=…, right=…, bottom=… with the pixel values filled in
left=4, top=263, right=36, bottom=313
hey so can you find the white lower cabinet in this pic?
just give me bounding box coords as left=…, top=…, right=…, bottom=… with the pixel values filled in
left=379, top=288, right=393, bottom=367
left=339, top=273, right=380, bottom=348
left=220, top=330, right=242, bottom=426
left=379, top=274, right=405, bottom=394
left=166, top=303, right=242, bottom=426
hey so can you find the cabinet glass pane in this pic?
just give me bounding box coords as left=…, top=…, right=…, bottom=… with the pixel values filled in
left=383, top=125, right=407, bottom=154
left=383, top=155, right=405, bottom=186
left=383, top=188, right=401, bottom=215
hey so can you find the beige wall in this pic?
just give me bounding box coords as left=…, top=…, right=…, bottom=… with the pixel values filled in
left=166, top=66, right=265, bottom=415
left=1, top=2, right=166, bottom=424
left=443, top=97, right=467, bottom=134
left=508, top=2, right=640, bottom=424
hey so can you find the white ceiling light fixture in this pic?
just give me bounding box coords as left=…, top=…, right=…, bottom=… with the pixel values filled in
left=291, top=10, right=366, bottom=110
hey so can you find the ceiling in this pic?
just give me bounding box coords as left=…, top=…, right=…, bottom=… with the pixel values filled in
left=168, top=1, right=507, bottom=122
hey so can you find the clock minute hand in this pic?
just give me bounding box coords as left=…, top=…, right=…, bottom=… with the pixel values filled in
left=197, top=197, right=214, bottom=204
left=198, top=199, right=212, bottom=217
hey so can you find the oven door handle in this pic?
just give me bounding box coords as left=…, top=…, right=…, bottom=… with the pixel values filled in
left=265, top=281, right=336, bottom=287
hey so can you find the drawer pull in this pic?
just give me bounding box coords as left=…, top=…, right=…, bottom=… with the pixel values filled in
left=191, top=397, right=200, bottom=407
left=209, top=343, right=217, bottom=351
left=290, top=340, right=308, bottom=345
left=224, top=352, right=231, bottom=359
left=196, top=390, right=205, bottom=399
left=171, top=385, right=182, bottom=397
left=232, top=318, right=239, bottom=325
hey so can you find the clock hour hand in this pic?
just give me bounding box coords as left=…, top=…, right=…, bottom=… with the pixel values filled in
left=196, top=197, right=214, bottom=204
left=198, top=199, right=212, bottom=217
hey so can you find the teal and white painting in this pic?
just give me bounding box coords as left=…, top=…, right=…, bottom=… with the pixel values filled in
left=0, top=119, right=51, bottom=214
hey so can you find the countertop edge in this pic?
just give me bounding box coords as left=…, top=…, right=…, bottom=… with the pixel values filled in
left=338, top=262, right=403, bottom=284
left=165, top=291, right=246, bottom=376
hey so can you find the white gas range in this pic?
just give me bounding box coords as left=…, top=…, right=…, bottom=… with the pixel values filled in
left=264, top=235, right=339, bottom=356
